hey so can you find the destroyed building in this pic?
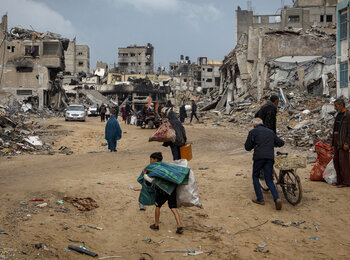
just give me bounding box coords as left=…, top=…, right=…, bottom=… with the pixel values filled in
left=64, top=38, right=90, bottom=75
left=236, top=0, right=337, bottom=44
left=118, top=43, right=154, bottom=74
left=0, top=15, right=69, bottom=110
left=169, top=55, right=222, bottom=94
left=336, top=0, right=350, bottom=98
left=169, top=55, right=198, bottom=92
left=197, top=57, right=222, bottom=93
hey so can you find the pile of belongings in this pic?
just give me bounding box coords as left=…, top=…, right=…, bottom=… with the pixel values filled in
left=137, top=159, right=202, bottom=208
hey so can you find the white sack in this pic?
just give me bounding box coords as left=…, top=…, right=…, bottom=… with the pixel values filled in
left=323, top=159, right=337, bottom=185
left=171, top=159, right=203, bottom=208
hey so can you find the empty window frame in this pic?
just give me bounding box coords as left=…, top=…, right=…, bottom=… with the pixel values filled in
left=206, top=78, right=213, bottom=82
left=326, top=15, right=332, bottom=22
left=145, top=62, right=151, bottom=66
left=130, top=53, right=136, bottom=57
left=78, top=52, right=83, bottom=55
left=24, top=45, right=39, bottom=57
left=78, top=61, right=84, bottom=66
left=7, top=46, right=15, bottom=52
left=340, top=62, right=348, bottom=88
left=340, top=12, right=348, bottom=40
left=43, top=42, right=59, bottom=55
left=207, top=68, right=213, bottom=72
left=119, top=62, right=128, bottom=66
left=288, top=15, right=300, bottom=23
left=17, top=89, right=33, bottom=95
left=16, top=67, right=33, bottom=72
left=320, top=15, right=324, bottom=22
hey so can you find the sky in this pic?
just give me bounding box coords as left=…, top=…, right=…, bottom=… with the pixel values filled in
left=2, top=0, right=293, bottom=71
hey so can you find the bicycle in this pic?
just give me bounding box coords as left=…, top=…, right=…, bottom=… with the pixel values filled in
left=259, top=152, right=303, bottom=205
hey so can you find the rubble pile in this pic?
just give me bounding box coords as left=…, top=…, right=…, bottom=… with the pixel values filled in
left=0, top=104, right=55, bottom=156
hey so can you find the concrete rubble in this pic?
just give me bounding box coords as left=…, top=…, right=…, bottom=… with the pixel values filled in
left=193, top=25, right=345, bottom=149
left=0, top=103, right=61, bottom=156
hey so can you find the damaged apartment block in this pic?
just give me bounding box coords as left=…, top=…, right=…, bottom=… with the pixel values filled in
left=218, top=0, right=337, bottom=114
left=0, top=14, right=69, bottom=110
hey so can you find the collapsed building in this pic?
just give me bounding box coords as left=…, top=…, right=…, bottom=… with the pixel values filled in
left=195, top=1, right=341, bottom=149
left=0, top=15, right=70, bottom=110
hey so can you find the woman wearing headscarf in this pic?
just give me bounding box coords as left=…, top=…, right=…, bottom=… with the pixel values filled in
left=105, top=108, right=122, bottom=152
left=163, top=110, right=187, bottom=160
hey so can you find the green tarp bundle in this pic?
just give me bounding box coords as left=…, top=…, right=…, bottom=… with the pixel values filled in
left=137, top=162, right=190, bottom=206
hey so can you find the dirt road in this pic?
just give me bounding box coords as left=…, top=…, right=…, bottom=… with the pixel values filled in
left=0, top=116, right=349, bottom=259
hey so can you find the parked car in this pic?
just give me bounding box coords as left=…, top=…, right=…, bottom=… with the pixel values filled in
left=87, top=104, right=99, bottom=117
left=65, top=105, right=86, bottom=122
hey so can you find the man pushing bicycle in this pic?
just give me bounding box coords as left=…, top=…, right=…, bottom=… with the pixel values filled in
left=244, top=118, right=285, bottom=210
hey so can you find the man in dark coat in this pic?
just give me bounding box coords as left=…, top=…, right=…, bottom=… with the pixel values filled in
left=332, top=98, right=350, bottom=187
left=99, top=103, right=107, bottom=122
left=179, top=103, right=187, bottom=123
left=190, top=100, right=199, bottom=123
left=245, top=118, right=285, bottom=210
left=255, top=94, right=279, bottom=133
left=105, top=108, right=122, bottom=152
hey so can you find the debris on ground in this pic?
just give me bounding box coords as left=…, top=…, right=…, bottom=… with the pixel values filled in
left=64, top=196, right=99, bottom=211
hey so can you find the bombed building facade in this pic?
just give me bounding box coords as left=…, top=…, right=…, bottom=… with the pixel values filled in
left=169, top=55, right=222, bottom=94
left=336, top=0, right=350, bottom=98
left=218, top=1, right=337, bottom=115
left=236, top=0, right=337, bottom=44
left=118, top=43, right=154, bottom=74
left=64, top=38, right=90, bottom=75
left=0, top=15, right=70, bottom=110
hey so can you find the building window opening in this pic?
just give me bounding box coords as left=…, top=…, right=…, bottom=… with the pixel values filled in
left=7, top=46, right=15, bottom=52
left=184, top=79, right=187, bottom=82
left=326, top=15, right=332, bottom=22
left=288, top=15, right=300, bottom=23
left=320, top=15, right=324, bottom=22
left=78, top=62, right=84, bottom=66
left=206, top=78, right=213, bottom=82
left=25, top=45, right=39, bottom=57
left=43, top=42, right=59, bottom=55
left=340, top=12, right=348, bottom=40
left=145, top=62, right=151, bottom=66
left=78, top=52, right=83, bottom=55
left=130, top=53, right=135, bottom=57
left=207, top=68, right=213, bottom=72
left=17, top=89, right=33, bottom=95
left=17, top=67, right=33, bottom=72
left=340, top=62, right=348, bottom=88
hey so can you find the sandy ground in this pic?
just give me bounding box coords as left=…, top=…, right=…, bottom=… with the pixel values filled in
left=0, top=115, right=350, bottom=260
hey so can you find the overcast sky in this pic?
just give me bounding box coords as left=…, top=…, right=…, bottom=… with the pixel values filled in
left=2, top=0, right=293, bottom=70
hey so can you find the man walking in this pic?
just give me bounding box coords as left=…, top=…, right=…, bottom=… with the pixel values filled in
left=179, top=103, right=187, bottom=123
left=190, top=100, right=199, bottom=123
left=244, top=118, right=284, bottom=210
left=332, top=98, right=350, bottom=187
left=105, top=108, right=122, bottom=152
left=255, top=94, right=279, bottom=133
left=99, top=103, right=107, bottom=122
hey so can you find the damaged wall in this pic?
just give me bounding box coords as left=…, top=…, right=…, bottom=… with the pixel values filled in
left=0, top=15, right=69, bottom=110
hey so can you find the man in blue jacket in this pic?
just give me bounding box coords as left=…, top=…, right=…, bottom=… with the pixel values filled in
left=105, top=108, right=122, bottom=152
left=244, top=118, right=284, bottom=210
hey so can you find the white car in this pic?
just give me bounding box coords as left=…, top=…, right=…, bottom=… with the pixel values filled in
left=65, top=105, right=86, bottom=122
left=87, top=104, right=99, bottom=116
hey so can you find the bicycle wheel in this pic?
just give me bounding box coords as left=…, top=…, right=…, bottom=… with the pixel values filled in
left=281, top=169, right=302, bottom=205
left=259, top=169, right=278, bottom=192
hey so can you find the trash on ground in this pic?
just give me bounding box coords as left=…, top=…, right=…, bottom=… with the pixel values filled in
left=64, top=196, right=98, bottom=211
left=68, top=245, right=98, bottom=257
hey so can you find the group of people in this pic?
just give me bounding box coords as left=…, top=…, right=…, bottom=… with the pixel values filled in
left=245, top=94, right=350, bottom=211
left=99, top=103, right=112, bottom=122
